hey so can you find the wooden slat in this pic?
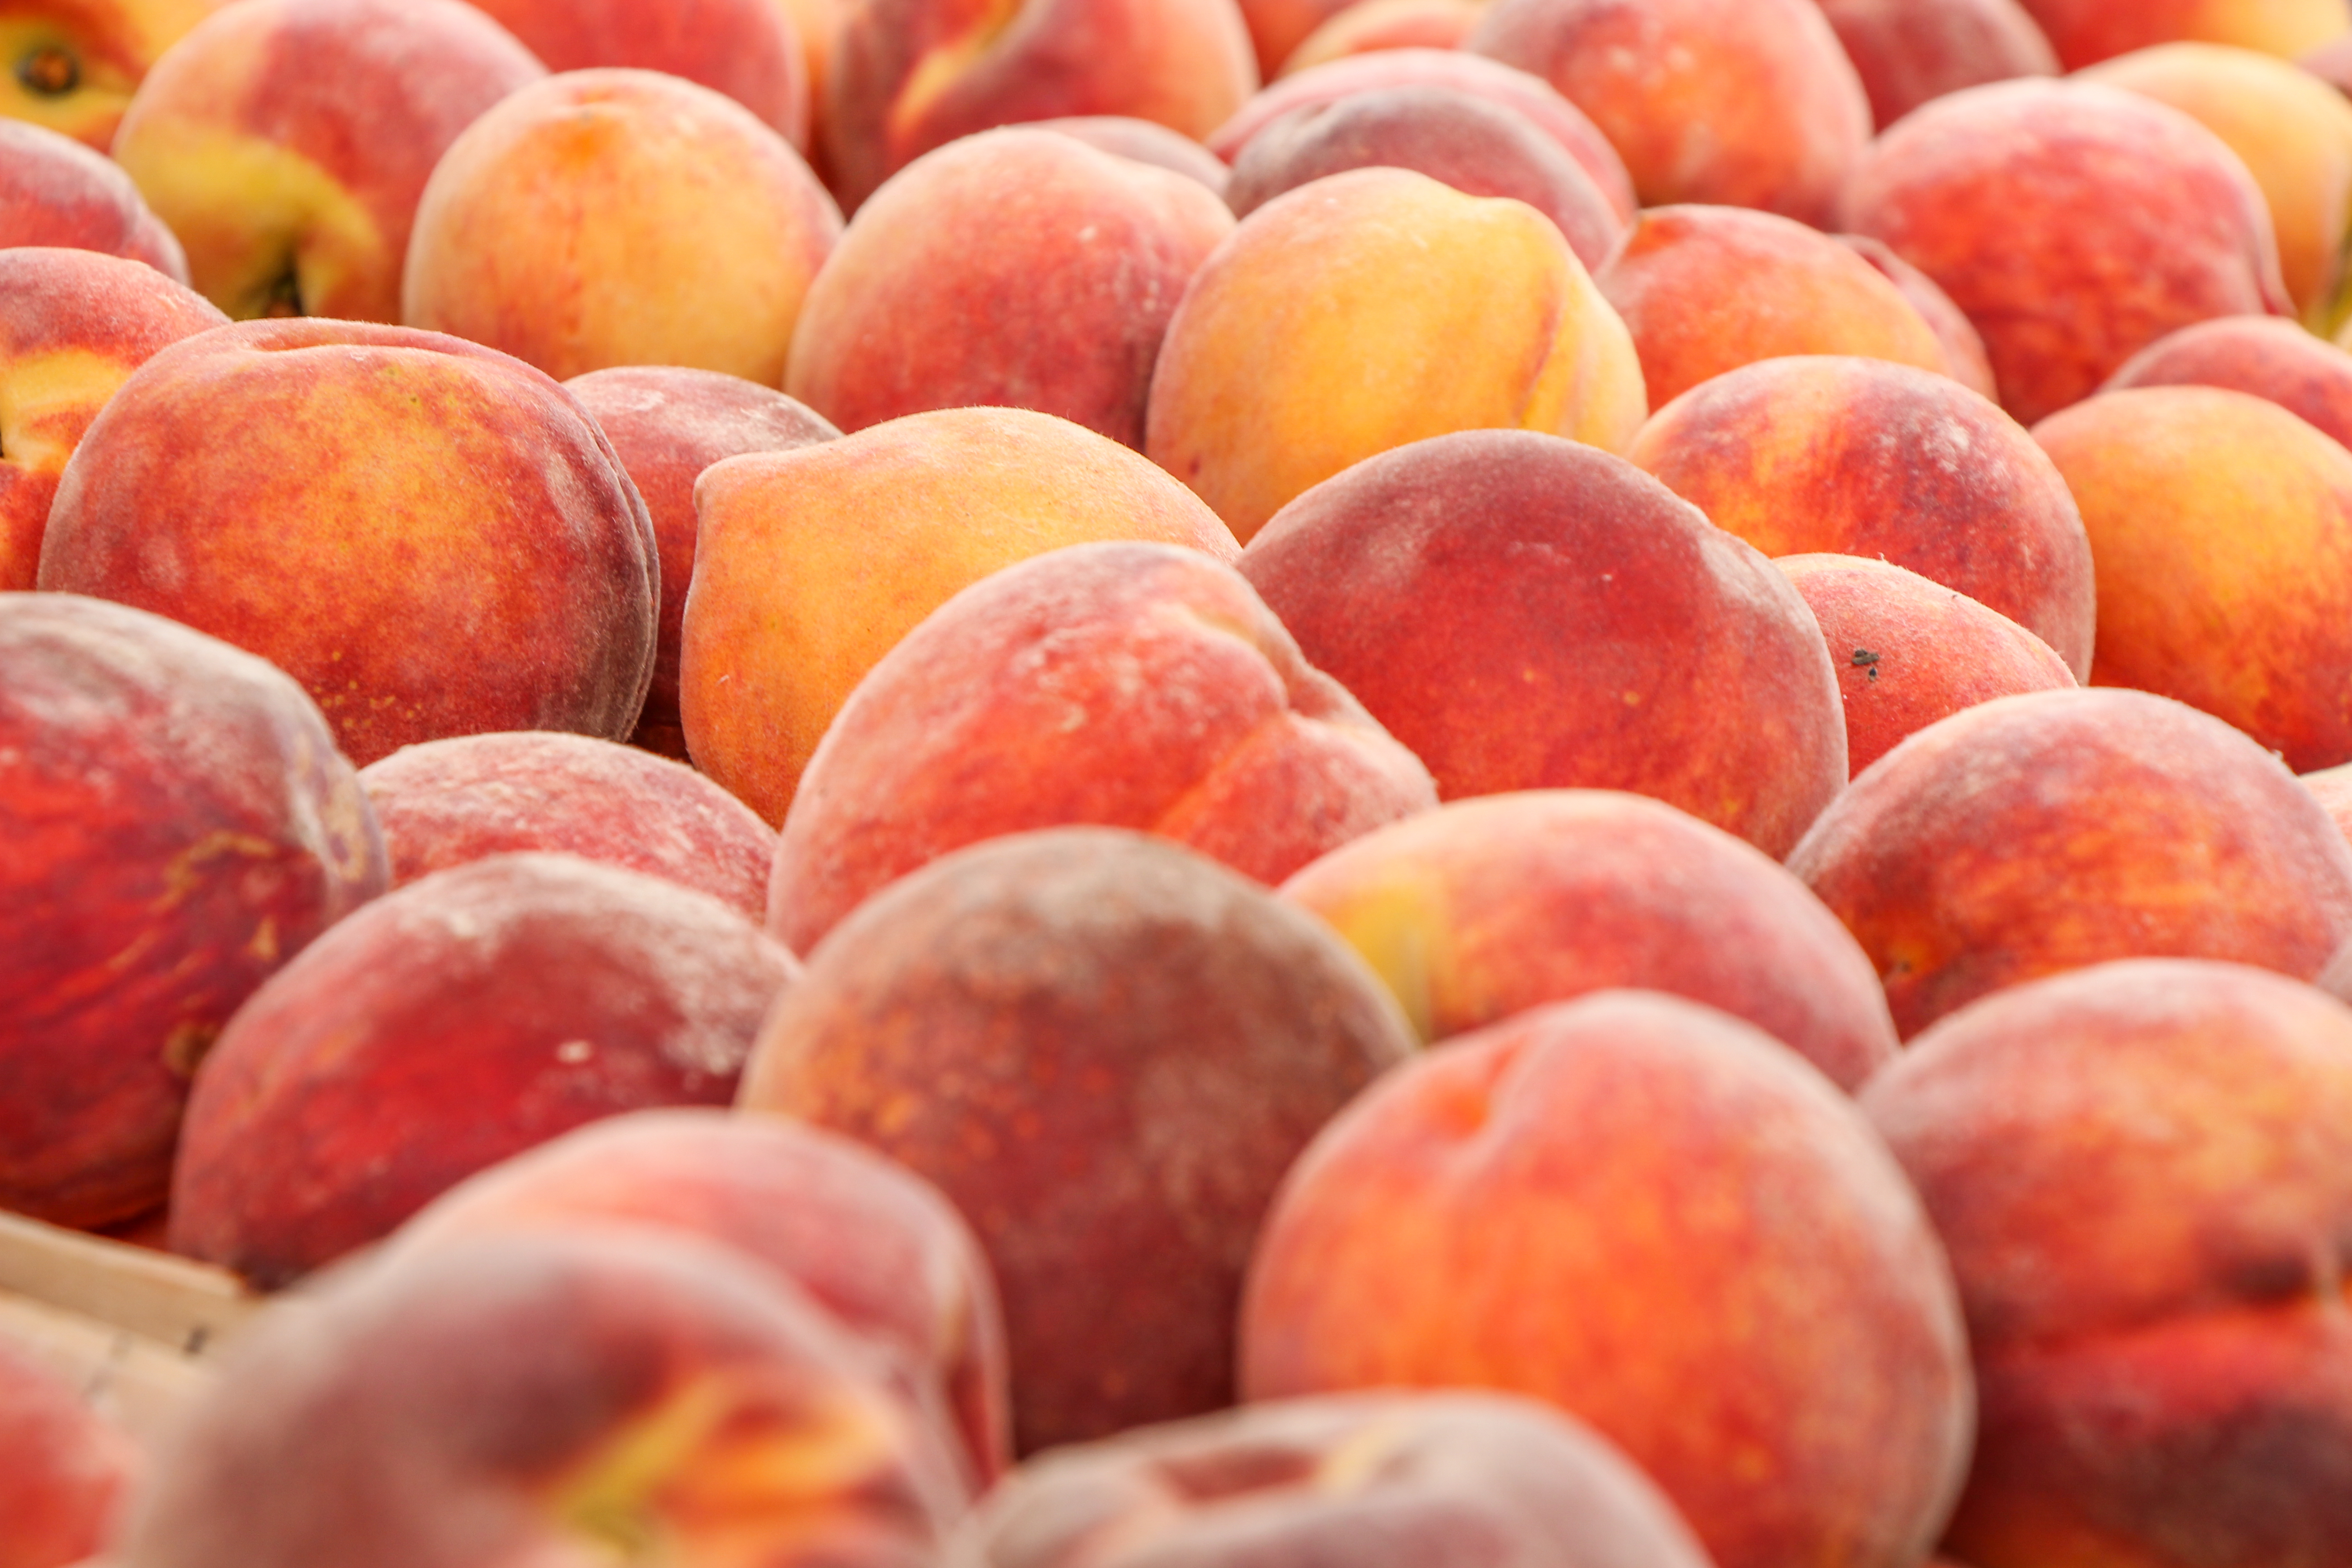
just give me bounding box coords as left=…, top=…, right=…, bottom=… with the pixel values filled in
left=0, top=1290, right=215, bottom=1446
left=0, top=1211, right=256, bottom=1356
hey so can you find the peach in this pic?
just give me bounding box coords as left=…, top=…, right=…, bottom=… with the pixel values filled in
left=1838, top=233, right=2000, bottom=400
left=0, top=247, right=224, bottom=591
left=2034, top=386, right=2352, bottom=767
left=1239, top=430, right=1846, bottom=858
left=0, top=0, right=221, bottom=149
left=357, top=731, right=778, bottom=921
left=1, top=594, right=385, bottom=1231
left=1595, top=206, right=1953, bottom=409
left=1841, top=78, right=2293, bottom=424
left=764, top=541, right=1433, bottom=951
left=1787, top=687, right=2352, bottom=1037
left=113, top=1229, right=972, bottom=1568
left=681, top=408, right=1242, bottom=828
left=956, top=1392, right=1713, bottom=1568
left=1240, top=990, right=1975, bottom=1568
left=1777, top=555, right=2077, bottom=777
left=2105, top=314, right=2352, bottom=448
left=37, top=318, right=658, bottom=769
left=2015, top=0, right=2349, bottom=69
left=1278, top=0, right=1483, bottom=75
left=1279, top=789, right=1899, bottom=1088
left=1206, top=48, right=1635, bottom=221
left=1468, top=0, right=1870, bottom=226
left=394, top=1108, right=1012, bottom=1487
left=2304, top=760, right=2352, bottom=851
left=785, top=129, right=1234, bottom=447
left=1221, top=84, right=1625, bottom=272
left=1815, top=0, right=2058, bottom=128
left=109, top=0, right=544, bottom=322
left=0, top=117, right=186, bottom=275
left=1860, top=958, right=2352, bottom=1568
left=2083, top=43, right=2352, bottom=331
left=1629, top=355, right=2096, bottom=676
left=458, top=0, right=808, bottom=146
left=402, top=69, right=841, bottom=386
left=1144, top=167, right=1644, bottom=541
left=821, top=0, right=1257, bottom=211
left=563, top=365, right=838, bottom=758
left=743, top=828, right=1416, bottom=1450
left=168, top=853, right=799, bottom=1286
left=1027, top=114, right=1231, bottom=191
left=0, top=1337, right=139, bottom=1568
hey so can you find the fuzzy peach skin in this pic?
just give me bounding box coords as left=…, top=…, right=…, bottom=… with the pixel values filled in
left=952, top=1392, right=1714, bottom=1568
left=0, top=117, right=186, bottom=275
left=0, top=1337, right=140, bottom=1568
left=564, top=366, right=838, bottom=758
left=1595, top=206, right=1953, bottom=410
left=1240, top=990, right=1975, bottom=1568
left=764, top=541, right=1434, bottom=952
left=403, top=69, right=840, bottom=386
left=1207, top=49, right=1635, bottom=221
left=113, top=1229, right=973, bottom=1568
left=1238, top=430, right=1846, bottom=858
left=785, top=129, right=1233, bottom=449
left=682, top=408, right=1241, bottom=828
left=1026, top=114, right=1231, bottom=191
left=393, top=1108, right=1013, bottom=1489
left=460, top=0, right=808, bottom=146
left=37, top=318, right=657, bottom=768
left=1469, top=0, right=1869, bottom=226
left=1816, top=0, right=2058, bottom=128
left=109, top=0, right=544, bottom=323
left=1840, top=78, right=2293, bottom=426
left=1630, top=355, right=2096, bottom=677
left=2107, top=314, right=2352, bottom=448
left=1279, top=789, right=1898, bottom=1087
left=1787, top=687, right=2352, bottom=1038
left=820, top=0, right=1257, bottom=211
left=1221, top=85, right=1625, bottom=272
left=744, top=828, right=1416, bottom=1452
left=1838, top=234, right=2000, bottom=400
left=0, top=0, right=219, bottom=148
left=2033, top=386, right=2352, bottom=769
left=1776, top=554, right=2077, bottom=778
left=1278, top=0, right=1483, bottom=75
left=1144, top=167, right=1644, bottom=542
left=2016, top=0, right=2348, bottom=68
left=2303, top=759, right=2352, bottom=849
left=0, top=247, right=223, bottom=591
left=1, top=594, right=386, bottom=1230
left=358, top=731, right=778, bottom=920
left=169, top=853, right=799, bottom=1287
left=2083, top=43, right=2352, bottom=332
left=1860, top=958, right=2352, bottom=1568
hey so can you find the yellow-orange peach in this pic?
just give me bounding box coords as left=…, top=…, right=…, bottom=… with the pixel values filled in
left=2016, top=0, right=2349, bottom=69
left=0, top=0, right=224, bottom=148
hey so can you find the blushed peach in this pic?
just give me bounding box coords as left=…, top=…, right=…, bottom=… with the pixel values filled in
left=459, top=0, right=808, bottom=145
left=2105, top=314, right=2352, bottom=448
left=1278, top=0, right=1482, bottom=75
left=0, top=116, right=187, bottom=275
left=2015, top=0, right=2349, bottom=69
left=0, top=1337, right=139, bottom=1568
left=1838, top=233, right=2000, bottom=400
left=1815, top=0, right=2058, bottom=128
left=1027, top=115, right=1230, bottom=191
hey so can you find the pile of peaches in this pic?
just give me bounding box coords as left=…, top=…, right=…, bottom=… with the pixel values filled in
left=15, top=0, right=2352, bottom=1562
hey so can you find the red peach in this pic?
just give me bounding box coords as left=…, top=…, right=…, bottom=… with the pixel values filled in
left=2016, top=0, right=2350, bottom=69
left=2102, top=313, right=2352, bottom=448
left=1278, top=0, right=1483, bottom=75
left=0, top=116, right=187, bottom=276
left=1815, top=0, right=2058, bottom=129
left=1026, top=115, right=1232, bottom=191
left=460, top=0, right=808, bottom=145
left=1838, top=233, right=2000, bottom=401
left=0, top=1337, right=139, bottom=1568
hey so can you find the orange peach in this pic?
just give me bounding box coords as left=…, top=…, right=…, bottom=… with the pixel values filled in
left=403, top=69, right=840, bottom=385
left=459, top=0, right=808, bottom=146
left=0, top=246, right=224, bottom=591
left=1279, top=789, right=1899, bottom=1087
left=1144, top=166, right=1644, bottom=541
left=1815, top=0, right=2058, bottom=128
left=2083, top=42, right=2352, bottom=331
left=1240, top=990, right=1975, bottom=1568
left=2015, top=0, right=2349, bottom=69
left=1776, top=554, right=2078, bottom=776
left=744, top=828, right=1417, bottom=1450
left=1241, top=430, right=1846, bottom=856
left=680, top=407, right=1241, bottom=827
left=2105, top=314, right=2352, bottom=448
left=1468, top=0, right=1870, bottom=226
left=0, top=0, right=222, bottom=149
left=785, top=128, right=1233, bottom=447
left=1787, top=687, right=2352, bottom=1037
left=1861, top=958, right=2352, bottom=1568
left=1840, top=78, right=2293, bottom=424
left=357, top=731, right=778, bottom=921
left=1838, top=233, right=2000, bottom=400
left=109, top=0, right=544, bottom=322
left=2033, top=385, right=2352, bottom=768
left=0, top=1337, right=139, bottom=1568
left=1629, top=355, right=2096, bottom=676
left=1595, top=206, right=1953, bottom=409
left=764, top=542, right=1435, bottom=951
left=0, top=116, right=186, bottom=275
left=1027, top=114, right=1231, bottom=191
left=563, top=365, right=838, bottom=758
left=1278, top=0, right=1482, bottom=74
left=37, top=318, right=658, bottom=768
left=1221, top=84, right=1624, bottom=271
left=821, top=0, right=1257, bottom=211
